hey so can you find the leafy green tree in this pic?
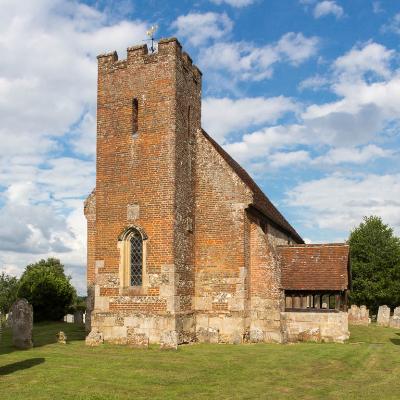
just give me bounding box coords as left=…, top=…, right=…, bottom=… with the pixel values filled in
left=17, top=258, right=76, bottom=321
left=349, top=216, right=400, bottom=313
left=0, top=272, right=19, bottom=314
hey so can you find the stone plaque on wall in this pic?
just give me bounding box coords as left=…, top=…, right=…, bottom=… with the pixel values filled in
left=127, top=204, right=139, bottom=221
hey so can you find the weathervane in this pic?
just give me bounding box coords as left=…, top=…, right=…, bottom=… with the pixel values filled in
left=146, top=25, right=158, bottom=54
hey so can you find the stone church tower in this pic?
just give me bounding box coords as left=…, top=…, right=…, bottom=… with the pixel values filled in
left=84, top=38, right=351, bottom=347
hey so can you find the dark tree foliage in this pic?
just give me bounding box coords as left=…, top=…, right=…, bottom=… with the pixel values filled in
left=17, top=258, right=76, bottom=321
left=0, top=272, right=19, bottom=314
left=349, top=216, right=400, bottom=313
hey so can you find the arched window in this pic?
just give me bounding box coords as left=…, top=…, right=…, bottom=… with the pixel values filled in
left=118, top=226, right=147, bottom=289
left=129, top=229, right=143, bottom=286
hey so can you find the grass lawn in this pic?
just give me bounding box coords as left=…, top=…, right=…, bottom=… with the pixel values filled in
left=1, top=322, right=400, bottom=400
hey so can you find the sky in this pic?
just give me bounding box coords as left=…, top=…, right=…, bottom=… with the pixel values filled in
left=1, top=0, right=400, bottom=295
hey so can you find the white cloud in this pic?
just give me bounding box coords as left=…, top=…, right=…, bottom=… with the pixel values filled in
left=269, top=150, right=311, bottom=168
left=381, top=13, right=400, bottom=35
left=299, top=75, right=330, bottom=91
left=224, top=124, right=308, bottom=163
left=210, top=0, right=255, bottom=7
left=286, top=173, right=400, bottom=235
left=313, top=1, right=344, bottom=19
left=0, top=0, right=148, bottom=294
left=202, top=96, right=298, bottom=142
left=333, top=42, right=394, bottom=80
left=199, top=32, right=318, bottom=81
left=171, top=12, right=233, bottom=46
left=276, top=32, right=320, bottom=65
left=313, top=145, right=393, bottom=165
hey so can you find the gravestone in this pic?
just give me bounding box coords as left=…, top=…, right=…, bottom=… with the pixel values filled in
left=377, top=305, right=391, bottom=327
left=348, top=305, right=370, bottom=326
left=160, top=330, right=178, bottom=350
left=390, top=306, right=400, bottom=328
left=73, top=310, right=84, bottom=325
left=11, top=299, right=33, bottom=349
left=64, top=314, right=74, bottom=323
left=57, top=331, right=67, bottom=344
left=86, top=329, right=104, bottom=346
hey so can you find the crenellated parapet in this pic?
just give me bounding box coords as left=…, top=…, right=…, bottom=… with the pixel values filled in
left=97, top=37, right=202, bottom=82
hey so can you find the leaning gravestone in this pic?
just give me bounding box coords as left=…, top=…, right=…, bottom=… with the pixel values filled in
left=11, top=299, right=33, bottom=349
left=377, top=305, right=391, bottom=327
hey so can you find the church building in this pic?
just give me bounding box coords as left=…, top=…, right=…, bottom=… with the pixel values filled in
left=84, top=37, right=351, bottom=347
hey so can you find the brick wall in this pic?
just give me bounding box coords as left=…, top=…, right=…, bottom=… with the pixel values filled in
left=87, top=38, right=202, bottom=344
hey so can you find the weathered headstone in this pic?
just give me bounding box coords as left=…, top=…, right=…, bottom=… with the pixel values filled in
left=377, top=305, right=391, bottom=327
left=348, top=305, right=370, bottom=326
left=57, top=331, right=67, bottom=344
left=11, top=299, right=33, bottom=349
left=73, top=310, right=84, bottom=325
left=390, top=306, right=400, bottom=328
left=64, top=314, right=74, bottom=323
left=85, top=329, right=104, bottom=346
left=160, top=330, right=178, bottom=350
left=250, top=328, right=264, bottom=343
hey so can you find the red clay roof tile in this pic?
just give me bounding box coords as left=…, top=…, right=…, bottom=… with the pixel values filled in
left=278, top=243, right=350, bottom=291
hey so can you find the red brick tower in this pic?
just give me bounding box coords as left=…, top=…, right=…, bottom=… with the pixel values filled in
left=85, top=38, right=202, bottom=346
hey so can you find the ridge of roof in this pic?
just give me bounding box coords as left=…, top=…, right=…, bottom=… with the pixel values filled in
left=201, top=129, right=304, bottom=244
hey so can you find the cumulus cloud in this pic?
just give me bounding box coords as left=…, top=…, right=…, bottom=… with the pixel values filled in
left=171, top=12, right=233, bottom=46
left=224, top=124, right=309, bottom=163
left=313, top=1, right=344, bottom=19
left=199, top=32, right=319, bottom=81
left=202, top=96, right=298, bottom=142
left=333, top=42, right=394, bottom=80
left=286, top=173, right=400, bottom=235
left=0, top=0, right=148, bottom=294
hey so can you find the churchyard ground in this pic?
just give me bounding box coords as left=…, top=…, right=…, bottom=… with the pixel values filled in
left=1, top=322, right=399, bottom=400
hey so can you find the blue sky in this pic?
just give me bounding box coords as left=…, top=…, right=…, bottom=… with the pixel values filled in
left=1, top=0, right=399, bottom=294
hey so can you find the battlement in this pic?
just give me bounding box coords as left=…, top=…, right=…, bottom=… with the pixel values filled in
left=97, top=37, right=202, bottom=81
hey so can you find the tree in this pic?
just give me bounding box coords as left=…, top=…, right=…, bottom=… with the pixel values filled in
left=349, top=216, right=400, bottom=313
left=17, top=258, right=76, bottom=321
left=0, top=272, right=19, bottom=314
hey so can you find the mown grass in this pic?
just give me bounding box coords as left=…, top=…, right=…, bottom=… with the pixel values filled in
left=1, top=322, right=399, bottom=400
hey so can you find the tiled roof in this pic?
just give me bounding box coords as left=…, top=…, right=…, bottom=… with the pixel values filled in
left=278, top=244, right=350, bottom=291
left=201, top=129, right=304, bottom=244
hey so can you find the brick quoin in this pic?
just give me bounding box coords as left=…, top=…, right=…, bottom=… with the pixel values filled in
left=84, top=37, right=351, bottom=346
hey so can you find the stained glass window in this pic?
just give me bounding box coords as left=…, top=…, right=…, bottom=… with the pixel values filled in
left=130, top=230, right=142, bottom=286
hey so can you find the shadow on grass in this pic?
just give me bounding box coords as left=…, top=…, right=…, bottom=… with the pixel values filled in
left=0, top=357, right=45, bottom=376
left=390, top=339, right=400, bottom=345
left=0, top=322, right=85, bottom=355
